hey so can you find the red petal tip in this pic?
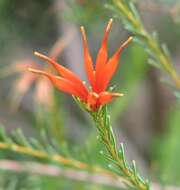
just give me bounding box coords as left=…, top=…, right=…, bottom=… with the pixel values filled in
left=34, top=51, right=48, bottom=60
left=34, top=51, right=41, bottom=56
left=34, top=51, right=39, bottom=55
left=121, top=36, right=133, bottom=49
left=28, top=68, right=37, bottom=73
left=80, top=26, right=85, bottom=36
left=28, top=68, right=46, bottom=76
left=106, top=18, right=113, bottom=32
left=112, top=93, right=124, bottom=97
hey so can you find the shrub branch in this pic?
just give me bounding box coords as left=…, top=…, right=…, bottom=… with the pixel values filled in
left=91, top=106, right=150, bottom=190
left=108, top=0, right=180, bottom=90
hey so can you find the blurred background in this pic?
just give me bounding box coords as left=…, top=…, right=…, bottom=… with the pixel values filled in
left=0, top=0, right=180, bottom=189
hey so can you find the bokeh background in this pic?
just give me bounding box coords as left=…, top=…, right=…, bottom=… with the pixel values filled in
left=0, top=0, right=180, bottom=189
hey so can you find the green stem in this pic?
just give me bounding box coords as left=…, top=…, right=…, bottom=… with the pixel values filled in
left=91, top=106, right=150, bottom=190
left=111, top=0, right=180, bottom=89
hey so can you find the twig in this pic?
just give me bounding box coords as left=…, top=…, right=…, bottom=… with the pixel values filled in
left=0, top=142, right=118, bottom=179
left=0, top=159, right=125, bottom=188
left=110, top=0, right=180, bottom=89
left=91, top=106, right=150, bottom=190
left=0, top=159, right=179, bottom=190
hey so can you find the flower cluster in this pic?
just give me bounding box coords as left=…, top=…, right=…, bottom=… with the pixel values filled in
left=29, top=19, right=132, bottom=111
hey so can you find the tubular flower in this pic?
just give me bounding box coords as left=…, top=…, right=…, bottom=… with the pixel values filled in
left=29, top=19, right=133, bottom=111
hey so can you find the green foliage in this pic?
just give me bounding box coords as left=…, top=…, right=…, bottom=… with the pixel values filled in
left=0, top=1, right=180, bottom=189
left=0, top=172, right=96, bottom=190
left=153, top=105, right=180, bottom=185
left=0, top=0, right=57, bottom=55
left=110, top=43, right=148, bottom=122
left=174, top=91, right=180, bottom=100
left=34, top=93, right=65, bottom=146
left=0, top=125, right=74, bottom=166
left=106, top=0, right=180, bottom=92
left=0, top=125, right=122, bottom=189
left=91, top=106, right=150, bottom=190
left=65, top=0, right=108, bottom=29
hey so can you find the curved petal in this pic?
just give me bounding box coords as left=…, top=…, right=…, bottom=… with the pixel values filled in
left=34, top=52, right=88, bottom=97
left=98, top=92, right=124, bottom=106
left=95, top=19, right=113, bottom=86
left=29, top=68, right=87, bottom=101
left=99, top=37, right=133, bottom=91
left=80, top=26, right=96, bottom=90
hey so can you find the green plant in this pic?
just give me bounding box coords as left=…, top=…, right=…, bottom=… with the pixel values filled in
left=91, top=106, right=150, bottom=190
left=26, top=19, right=150, bottom=190
left=106, top=0, right=180, bottom=95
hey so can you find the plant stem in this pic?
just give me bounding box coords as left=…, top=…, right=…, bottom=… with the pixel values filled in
left=0, top=141, right=117, bottom=179
left=0, top=159, right=128, bottom=188
left=111, top=0, right=180, bottom=89
left=92, top=106, right=150, bottom=190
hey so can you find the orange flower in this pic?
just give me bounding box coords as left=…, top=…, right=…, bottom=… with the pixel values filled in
left=29, top=19, right=133, bottom=111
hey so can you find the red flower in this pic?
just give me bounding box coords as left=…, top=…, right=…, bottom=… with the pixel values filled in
left=29, top=19, right=132, bottom=111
